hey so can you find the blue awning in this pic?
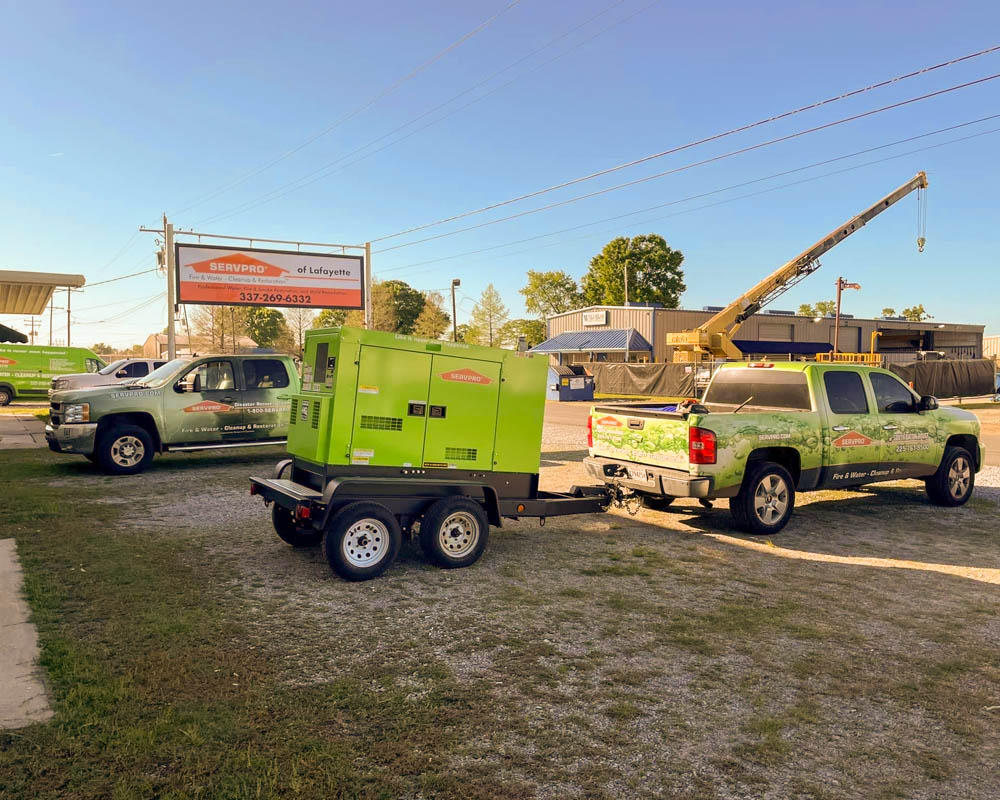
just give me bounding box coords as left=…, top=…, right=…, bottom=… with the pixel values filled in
left=531, top=328, right=652, bottom=353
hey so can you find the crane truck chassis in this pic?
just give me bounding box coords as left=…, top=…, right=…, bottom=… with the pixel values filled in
left=249, top=326, right=614, bottom=581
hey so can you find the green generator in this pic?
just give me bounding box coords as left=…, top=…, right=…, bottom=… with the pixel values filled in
left=252, top=326, right=608, bottom=581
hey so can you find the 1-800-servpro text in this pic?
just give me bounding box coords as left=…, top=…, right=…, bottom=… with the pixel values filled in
left=238, top=292, right=312, bottom=304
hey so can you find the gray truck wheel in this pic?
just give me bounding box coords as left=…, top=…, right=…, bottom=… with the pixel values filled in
left=925, top=446, right=975, bottom=507
left=272, top=504, right=322, bottom=548
left=322, top=501, right=401, bottom=581
left=419, top=497, right=490, bottom=569
left=730, top=462, right=795, bottom=535
left=96, top=424, right=154, bottom=475
left=0, top=386, right=12, bottom=406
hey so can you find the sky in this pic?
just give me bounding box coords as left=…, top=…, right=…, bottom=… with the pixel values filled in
left=1, top=0, right=999, bottom=349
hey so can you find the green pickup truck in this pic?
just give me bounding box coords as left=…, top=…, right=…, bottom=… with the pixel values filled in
left=46, top=354, right=298, bottom=474
left=585, top=362, right=983, bottom=534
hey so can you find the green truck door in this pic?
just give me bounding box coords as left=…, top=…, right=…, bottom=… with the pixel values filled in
left=818, top=369, right=884, bottom=486
left=350, top=347, right=432, bottom=466
left=163, top=359, right=244, bottom=444
left=239, top=358, right=293, bottom=441
left=868, top=371, right=942, bottom=477
left=423, top=355, right=501, bottom=471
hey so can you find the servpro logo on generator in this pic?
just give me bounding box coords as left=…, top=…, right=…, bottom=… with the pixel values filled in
left=0, top=344, right=106, bottom=404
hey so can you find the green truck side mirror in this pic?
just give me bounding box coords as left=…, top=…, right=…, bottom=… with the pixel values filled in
left=918, top=395, right=938, bottom=412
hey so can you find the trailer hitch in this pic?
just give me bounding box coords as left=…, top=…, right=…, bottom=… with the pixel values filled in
left=608, top=481, right=642, bottom=516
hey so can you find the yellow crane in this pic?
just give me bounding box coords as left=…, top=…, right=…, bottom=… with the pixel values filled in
left=666, top=172, right=928, bottom=363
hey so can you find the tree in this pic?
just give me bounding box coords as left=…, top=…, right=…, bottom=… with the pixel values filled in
left=412, top=291, right=451, bottom=340
left=520, top=270, right=583, bottom=318
left=454, top=324, right=473, bottom=343
left=881, top=307, right=897, bottom=318
left=381, top=280, right=426, bottom=334
left=581, top=234, right=685, bottom=307
left=192, top=305, right=250, bottom=352
left=344, top=280, right=398, bottom=331
left=498, top=318, right=546, bottom=349
left=313, top=308, right=348, bottom=329
left=901, top=304, right=931, bottom=322
left=468, top=284, right=509, bottom=347
left=127, top=344, right=143, bottom=355
left=90, top=342, right=114, bottom=354
left=798, top=301, right=836, bottom=318
left=244, top=308, right=289, bottom=348
left=284, top=307, right=316, bottom=352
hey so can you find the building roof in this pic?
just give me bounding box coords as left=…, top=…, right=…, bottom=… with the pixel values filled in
left=0, top=322, right=28, bottom=343
left=531, top=328, right=652, bottom=353
left=0, top=270, right=86, bottom=315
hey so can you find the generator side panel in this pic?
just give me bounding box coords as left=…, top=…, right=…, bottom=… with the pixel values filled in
left=493, top=353, right=548, bottom=474
left=324, top=337, right=360, bottom=465
left=287, top=330, right=341, bottom=463
left=422, top=355, right=501, bottom=471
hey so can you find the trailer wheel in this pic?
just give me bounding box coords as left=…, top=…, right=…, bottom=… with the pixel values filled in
left=272, top=504, right=322, bottom=548
left=419, top=497, right=490, bottom=569
left=322, top=502, right=401, bottom=581
left=729, top=461, right=795, bottom=535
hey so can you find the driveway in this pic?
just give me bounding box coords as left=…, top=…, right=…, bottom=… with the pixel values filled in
left=0, top=408, right=47, bottom=450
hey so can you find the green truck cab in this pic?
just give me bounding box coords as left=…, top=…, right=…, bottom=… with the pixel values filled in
left=586, top=362, right=984, bottom=535
left=0, top=344, right=105, bottom=405
left=46, top=354, right=299, bottom=474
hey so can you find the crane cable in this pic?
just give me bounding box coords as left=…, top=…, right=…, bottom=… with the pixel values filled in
left=917, top=186, right=928, bottom=252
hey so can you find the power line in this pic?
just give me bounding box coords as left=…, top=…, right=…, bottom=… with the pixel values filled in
left=374, top=72, right=1000, bottom=253
left=372, top=44, right=1000, bottom=244
left=193, top=0, right=657, bottom=227
left=84, top=267, right=159, bottom=289
left=378, top=113, right=1000, bottom=273
left=394, top=124, right=1000, bottom=280
left=171, top=0, right=526, bottom=218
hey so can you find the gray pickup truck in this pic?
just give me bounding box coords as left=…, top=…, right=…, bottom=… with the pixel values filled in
left=47, top=354, right=299, bottom=474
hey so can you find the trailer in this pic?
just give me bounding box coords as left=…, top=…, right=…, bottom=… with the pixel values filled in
left=250, top=326, right=611, bottom=581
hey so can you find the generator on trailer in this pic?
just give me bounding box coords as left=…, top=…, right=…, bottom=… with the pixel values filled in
left=250, top=326, right=609, bottom=581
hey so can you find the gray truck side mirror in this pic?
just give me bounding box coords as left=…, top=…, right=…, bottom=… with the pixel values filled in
left=174, top=373, right=198, bottom=393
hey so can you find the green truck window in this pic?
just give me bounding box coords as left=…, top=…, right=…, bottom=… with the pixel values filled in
left=823, top=371, right=869, bottom=414
left=704, top=368, right=811, bottom=410
left=870, top=372, right=917, bottom=413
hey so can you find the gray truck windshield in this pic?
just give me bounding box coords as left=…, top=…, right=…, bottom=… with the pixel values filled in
left=704, top=368, right=812, bottom=411
left=98, top=359, right=128, bottom=375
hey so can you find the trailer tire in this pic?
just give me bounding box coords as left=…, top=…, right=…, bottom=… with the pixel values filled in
left=96, top=424, right=154, bottom=475
left=640, top=494, right=674, bottom=511
left=925, top=446, right=975, bottom=507
left=730, top=461, right=795, bottom=535
left=272, top=504, right=322, bottom=548
left=419, top=497, right=490, bottom=569
left=322, top=501, right=401, bottom=581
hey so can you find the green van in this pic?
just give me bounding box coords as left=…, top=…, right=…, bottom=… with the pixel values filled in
left=0, top=345, right=106, bottom=405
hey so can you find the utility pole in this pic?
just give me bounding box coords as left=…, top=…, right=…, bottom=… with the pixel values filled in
left=164, top=214, right=177, bottom=359
left=49, top=296, right=54, bottom=345
left=364, top=241, right=373, bottom=329
left=22, top=318, right=39, bottom=344
left=833, top=277, right=861, bottom=354
left=66, top=288, right=72, bottom=346
left=451, top=278, right=461, bottom=342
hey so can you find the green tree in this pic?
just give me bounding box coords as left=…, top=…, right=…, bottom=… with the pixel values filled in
left=244, top=308, right=289, bottom=348
left=581, top=234, right=685, bottom=307
left=901, top=304, right=931, bottom=322
left=498, top=318, right=546, bottom=349
left=468, top=284, right=509, bottom=346
left=313, top=308, right=348, bottom=329
left=381, top=280, right=426, bottom=334
left=880, top=307, right=897, bottom=318
left=412, top=291, right=451, bottom=340
left=345, top=281, right=398, bottom=331
left=192, top=305, right=250, bottom=352
left=520, top=270, right=582, bottom=318
left=283, top=307, right=315, bottom=352
left=798, top=301, right=836, bottom=318
left=127, top=343, right=144, bottom=356
left=90, top=342, right=115, bottom=354
left=454, top=324, right=473, bottom=343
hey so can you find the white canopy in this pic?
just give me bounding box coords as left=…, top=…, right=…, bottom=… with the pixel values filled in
left=0, top=270, right=86, bottom=315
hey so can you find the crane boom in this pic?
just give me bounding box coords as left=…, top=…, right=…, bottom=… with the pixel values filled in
left=667, top=172, right=928, bottom=362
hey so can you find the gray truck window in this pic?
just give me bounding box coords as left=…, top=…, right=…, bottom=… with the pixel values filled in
left=703, top=368, right=811, bottom=410
left=191, top=361, right=235, bottom=392
left=823, top=371, right=869, bottom=415
left=125, top=362, right=150, bottom=378
left=243, top=359, right=290, bottom=389
left=870, top=372, right=916, bottom=413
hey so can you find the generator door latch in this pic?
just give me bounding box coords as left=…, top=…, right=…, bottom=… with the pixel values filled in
left=429, top=405, right=447, bottom=418
left=407, top=402, right=426, bottom=417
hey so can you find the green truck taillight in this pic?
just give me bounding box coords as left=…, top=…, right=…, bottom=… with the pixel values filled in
left=689, top=427, right=717, bottom=465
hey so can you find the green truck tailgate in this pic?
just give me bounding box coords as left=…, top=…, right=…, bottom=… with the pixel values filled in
left=590, top=406, right=689, bottom=471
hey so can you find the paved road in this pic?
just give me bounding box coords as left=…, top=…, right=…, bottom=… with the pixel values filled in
left=0, top=409, right=46, bottom=450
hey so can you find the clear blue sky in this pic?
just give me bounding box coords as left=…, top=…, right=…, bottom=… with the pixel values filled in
left=2, top=0, right=998, bottom=348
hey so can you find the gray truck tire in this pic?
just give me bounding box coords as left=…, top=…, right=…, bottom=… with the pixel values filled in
left=925, top=446, right=975, bottom=507
left=272, top=504, right=322, bottom=548
left=730, top=461, right=795, bottom=535
left=419, top=497, right=490, bottom=569
left=96, top=424, right=155, bottom=475
left=0, top=386, right=12, bottom=406
left=322, top=501, right=401, bottom=581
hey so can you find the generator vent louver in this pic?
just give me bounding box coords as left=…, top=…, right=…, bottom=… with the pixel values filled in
left=445, top=447, right=477, bottom=461
left=360, top=415, right=403, bottom=432
left=310, top=401, right=322, bottom=429
left=289, top=398, right=299, bottom=423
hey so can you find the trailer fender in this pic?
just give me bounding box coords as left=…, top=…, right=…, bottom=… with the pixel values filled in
left=271, top=458, right=294, bottom=479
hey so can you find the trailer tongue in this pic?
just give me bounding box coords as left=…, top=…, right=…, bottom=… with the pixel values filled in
left=250, top=326, right=612, bottom=581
